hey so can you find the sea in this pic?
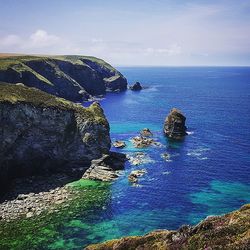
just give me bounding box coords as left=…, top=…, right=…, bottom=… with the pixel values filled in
left=2, top=67, right=250, bottom=249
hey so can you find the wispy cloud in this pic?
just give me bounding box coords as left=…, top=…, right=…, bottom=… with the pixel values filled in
left=145, top=44, right=182, bottom=56
left=0, top=29, right=61, bottom=51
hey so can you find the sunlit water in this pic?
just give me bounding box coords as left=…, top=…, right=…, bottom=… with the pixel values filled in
left=1, top=67, right=250, bottom=249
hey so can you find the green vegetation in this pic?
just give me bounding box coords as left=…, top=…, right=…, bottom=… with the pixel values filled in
left=0, top=55, right=118, bottom=75
left=0, top=180, right=111, bottom=250
left=0, top=83, right=108, bottom=126
left=86, top=204, right=250, bottom=250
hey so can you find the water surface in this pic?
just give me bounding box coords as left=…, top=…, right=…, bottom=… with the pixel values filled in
left=1, top=67, right=250, bottom=249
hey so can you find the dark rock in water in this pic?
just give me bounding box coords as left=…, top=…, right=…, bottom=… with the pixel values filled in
left=140, top=128, right=153, bottom=137
left=113, top=140, right=126, bottom=148
left=0, top=55, right=127, bottom=102
left=129, top=81, right=142, bottom=91
left=128, top=169, right=147, bottom=183
left=164, top=108, right=187, bottom=140
left=0, top=83, right=111, bottom=192
left=85, top=204, right=250, bottom=250
left=82, top=152, right=127, bottom=181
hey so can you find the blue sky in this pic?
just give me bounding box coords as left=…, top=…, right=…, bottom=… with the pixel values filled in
left=0, top=0, right=250, bottom=65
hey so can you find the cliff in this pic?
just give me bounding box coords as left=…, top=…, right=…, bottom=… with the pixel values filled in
left=0, top=55, right=127, bottom=102
left=0, top=83, right=111, bottom=192
left=85, top=204, right=250, bottom=250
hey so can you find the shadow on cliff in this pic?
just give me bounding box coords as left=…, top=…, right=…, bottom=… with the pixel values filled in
left=0, top=164, right=89, bottom=202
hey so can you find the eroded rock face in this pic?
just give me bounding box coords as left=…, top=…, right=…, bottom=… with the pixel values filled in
left=0, top=55, right=127, bottom=102
left=0, top=83, right=111, bottom=192
left=82, top=152, right=127, bottom=181
left=164, top=108, right=187, bottom=140
left=85, top=204, right=250, bottom=250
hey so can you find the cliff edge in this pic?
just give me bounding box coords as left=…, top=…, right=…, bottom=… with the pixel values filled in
left=0, top=55, right=127, bottom=101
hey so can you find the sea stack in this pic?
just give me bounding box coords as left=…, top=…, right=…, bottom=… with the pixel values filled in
left=164, top=108, right=187, bottom=140
left=130, top=81, right=142, bottom=91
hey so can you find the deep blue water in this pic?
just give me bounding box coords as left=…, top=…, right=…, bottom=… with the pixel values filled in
left=29, top=67, right=250, bottom=249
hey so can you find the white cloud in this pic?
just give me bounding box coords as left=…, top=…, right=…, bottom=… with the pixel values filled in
left=145, top=44, right=182, bottom=56
left=0, top=34, right=22, bottom=47
left=0, top=29, right=61, bottom=52
left=29, top=29, right=60, bottom=48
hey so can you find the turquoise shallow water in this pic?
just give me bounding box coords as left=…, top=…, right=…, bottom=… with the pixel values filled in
left=1, top=67, right=250, bottom=249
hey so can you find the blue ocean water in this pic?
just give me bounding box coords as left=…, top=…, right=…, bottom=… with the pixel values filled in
left=65, top=66, right=250, bottom=248
left=6, top=67, right=249, bottom=249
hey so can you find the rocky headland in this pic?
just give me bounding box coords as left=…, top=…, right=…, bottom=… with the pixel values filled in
left=0, top=83, right=113, bottom=192
left=0, top=55, right=127, bottom=102
left=164, top=108, right=187, bottom=140
left=85, top=204, right=250, bottom=250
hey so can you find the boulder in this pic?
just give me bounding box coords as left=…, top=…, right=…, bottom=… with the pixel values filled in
left=131, top=136, right=155, bottom=148
left=140, top=128, right=153, bottom=137
left=164, top=108, right=187, bottom=140
left=82, top=152, right=127, bottom=181
left=113, top=140, right=126, bottom=148
left=129, top=81, right=142, bottom=91
left=128, top=169, right=147, bottom=183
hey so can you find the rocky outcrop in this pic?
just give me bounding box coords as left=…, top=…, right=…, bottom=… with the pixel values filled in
left=0, top=83, right=111, bottom=192
left=129, top=81, right=142, bottom=91
left=131, top=136, right=161, bottom=148
left=113, top=140, right=126, bottom=148
left=85, top=204, right=250, bottom=250
left=164, top=108, right=187, bottom=140
left=140, top=128, right=153, bottom=137
left=82, top=152, right=127, bottom=181
left=128, top=169, right=147, bottom=183
left=0, top=55, right=127, bottom=102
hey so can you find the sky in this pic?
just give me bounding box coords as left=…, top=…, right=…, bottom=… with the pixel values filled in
left=0, top=0, right=250, bottom=66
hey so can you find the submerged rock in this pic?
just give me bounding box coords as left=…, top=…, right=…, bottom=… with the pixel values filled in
left=113, top=140, right=126, bottom=148
left=164, top=108, right=187, bottom=140
left=128, top=169, right=147, bottom=183
left=129, top=81, right=142, bottom=91
left=82, top=152, right=127, bottom=181
left=0, top=83, right=111, bottom=192
left=128, top=152, right=154, bottom=166
left=140, top=128, right=153, bottom=137
left=85, top=204, right=250, bottom=250
left=131, top=136, right=160, bottom=148
left=161, top=153, right=171, bottom=161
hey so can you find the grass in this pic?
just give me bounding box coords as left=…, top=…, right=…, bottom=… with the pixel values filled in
left=0, top=55, right=120, bottom=88
left=0, top=83, right=108, bottom=126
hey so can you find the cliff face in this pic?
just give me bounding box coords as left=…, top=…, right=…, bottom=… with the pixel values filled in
left=0, top=55, right=127, bottom=102
left=85, top=204, right=250, bottom=250
left=0, top=83, right=111, bottom=192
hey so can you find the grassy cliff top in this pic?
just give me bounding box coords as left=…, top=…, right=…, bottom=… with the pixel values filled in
left=0, top=54, right=116, bottom=73
left=0, top=83, right=108, bottom=126
left=85, top=204, right=250, bottom=250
